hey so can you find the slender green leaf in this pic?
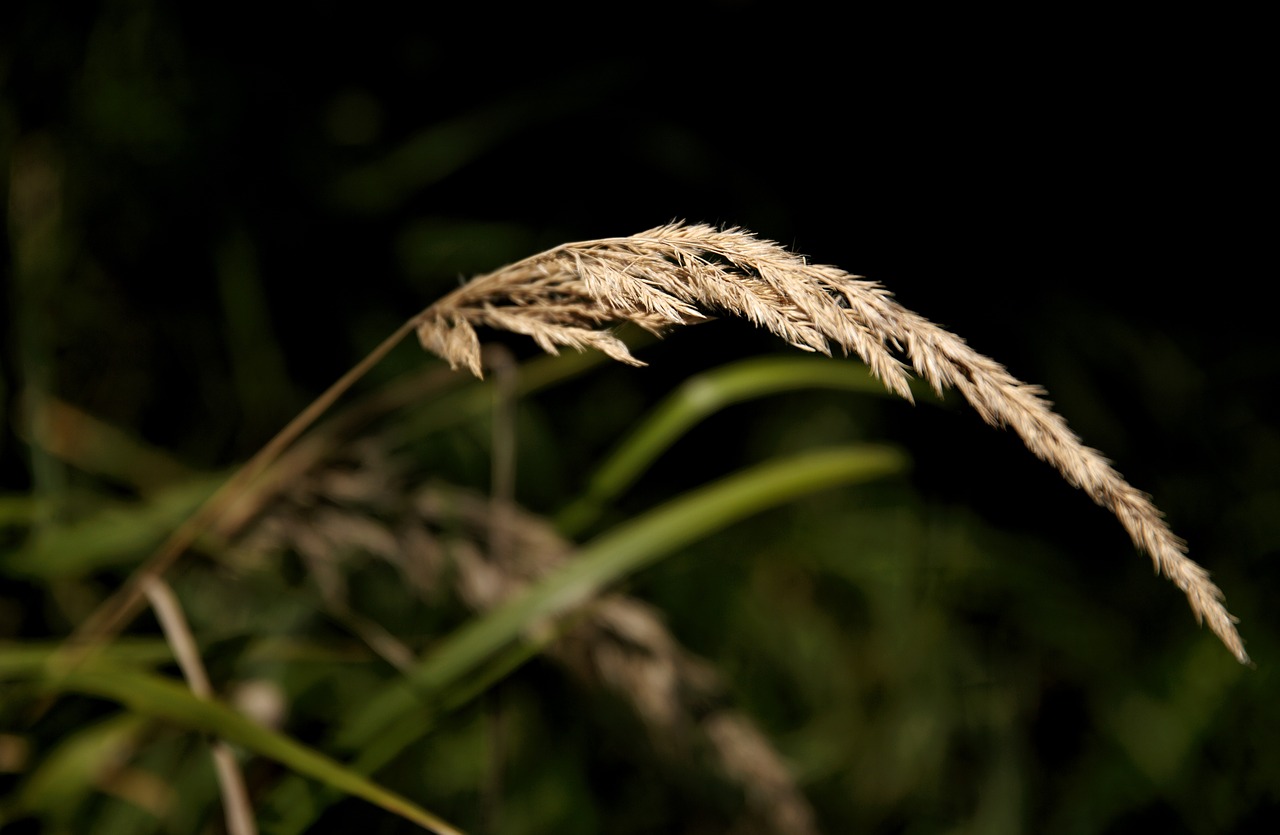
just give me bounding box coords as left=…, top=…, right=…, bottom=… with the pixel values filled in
left=259, top=443, right=904, bottom=834
left=343, top=443, right=906, bottom=752
left=2, top=475, right=223, bottom=578
left=557, top=355, right=933, bottom=535
left=2, top=655, right=466, bottom=835
left=0, top=639, right=174, bottom=674
left=259, top=637, right=540, bottom=835
left=4, top=713, right=149, bottom=826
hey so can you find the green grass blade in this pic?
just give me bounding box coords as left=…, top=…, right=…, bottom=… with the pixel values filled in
left=557, top=355, right=929, bottom=535
left=0, top=639, right=175, bottom=674
left=1, top=475, right=223, bottom=579
left=3, top=655, right=466, bottom=835
left=1, top=713, right=149, bottom=826
left=259, top=636, right=540, bottom=835
left=340, top=443, right=907, bottom=752
left=259, top=443, right=904, bottom=834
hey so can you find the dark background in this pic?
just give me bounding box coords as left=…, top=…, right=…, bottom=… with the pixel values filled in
left=3, top=3, right=1276, bottom=833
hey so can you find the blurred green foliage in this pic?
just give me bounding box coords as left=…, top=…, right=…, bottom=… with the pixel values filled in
left=2, top=3, right=1276, bottom=834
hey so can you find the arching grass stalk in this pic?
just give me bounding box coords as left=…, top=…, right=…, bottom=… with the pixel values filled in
left=414, top=222, right=1247, bottom=663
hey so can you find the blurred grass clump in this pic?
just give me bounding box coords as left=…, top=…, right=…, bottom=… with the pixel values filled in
left=3, top=4, right=1277, bottom=835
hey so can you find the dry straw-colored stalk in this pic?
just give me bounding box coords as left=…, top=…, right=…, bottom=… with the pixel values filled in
left=237, top=448, right=819, bottom=835
left=414, top=222, right=1247, bottom=664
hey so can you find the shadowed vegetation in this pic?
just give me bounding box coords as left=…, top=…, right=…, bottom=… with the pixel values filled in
left=2, top=5, right=1275, bottom=834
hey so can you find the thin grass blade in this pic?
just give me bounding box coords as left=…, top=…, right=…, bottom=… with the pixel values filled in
left=557, top=355, right=934, bottom=535
left=2, top=653, right=465, bottom=835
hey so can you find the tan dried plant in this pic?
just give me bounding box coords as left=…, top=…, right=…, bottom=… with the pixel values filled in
left=414, top=222, right=1248, bottom=664
left=237, top=448, right=820, bottom=835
